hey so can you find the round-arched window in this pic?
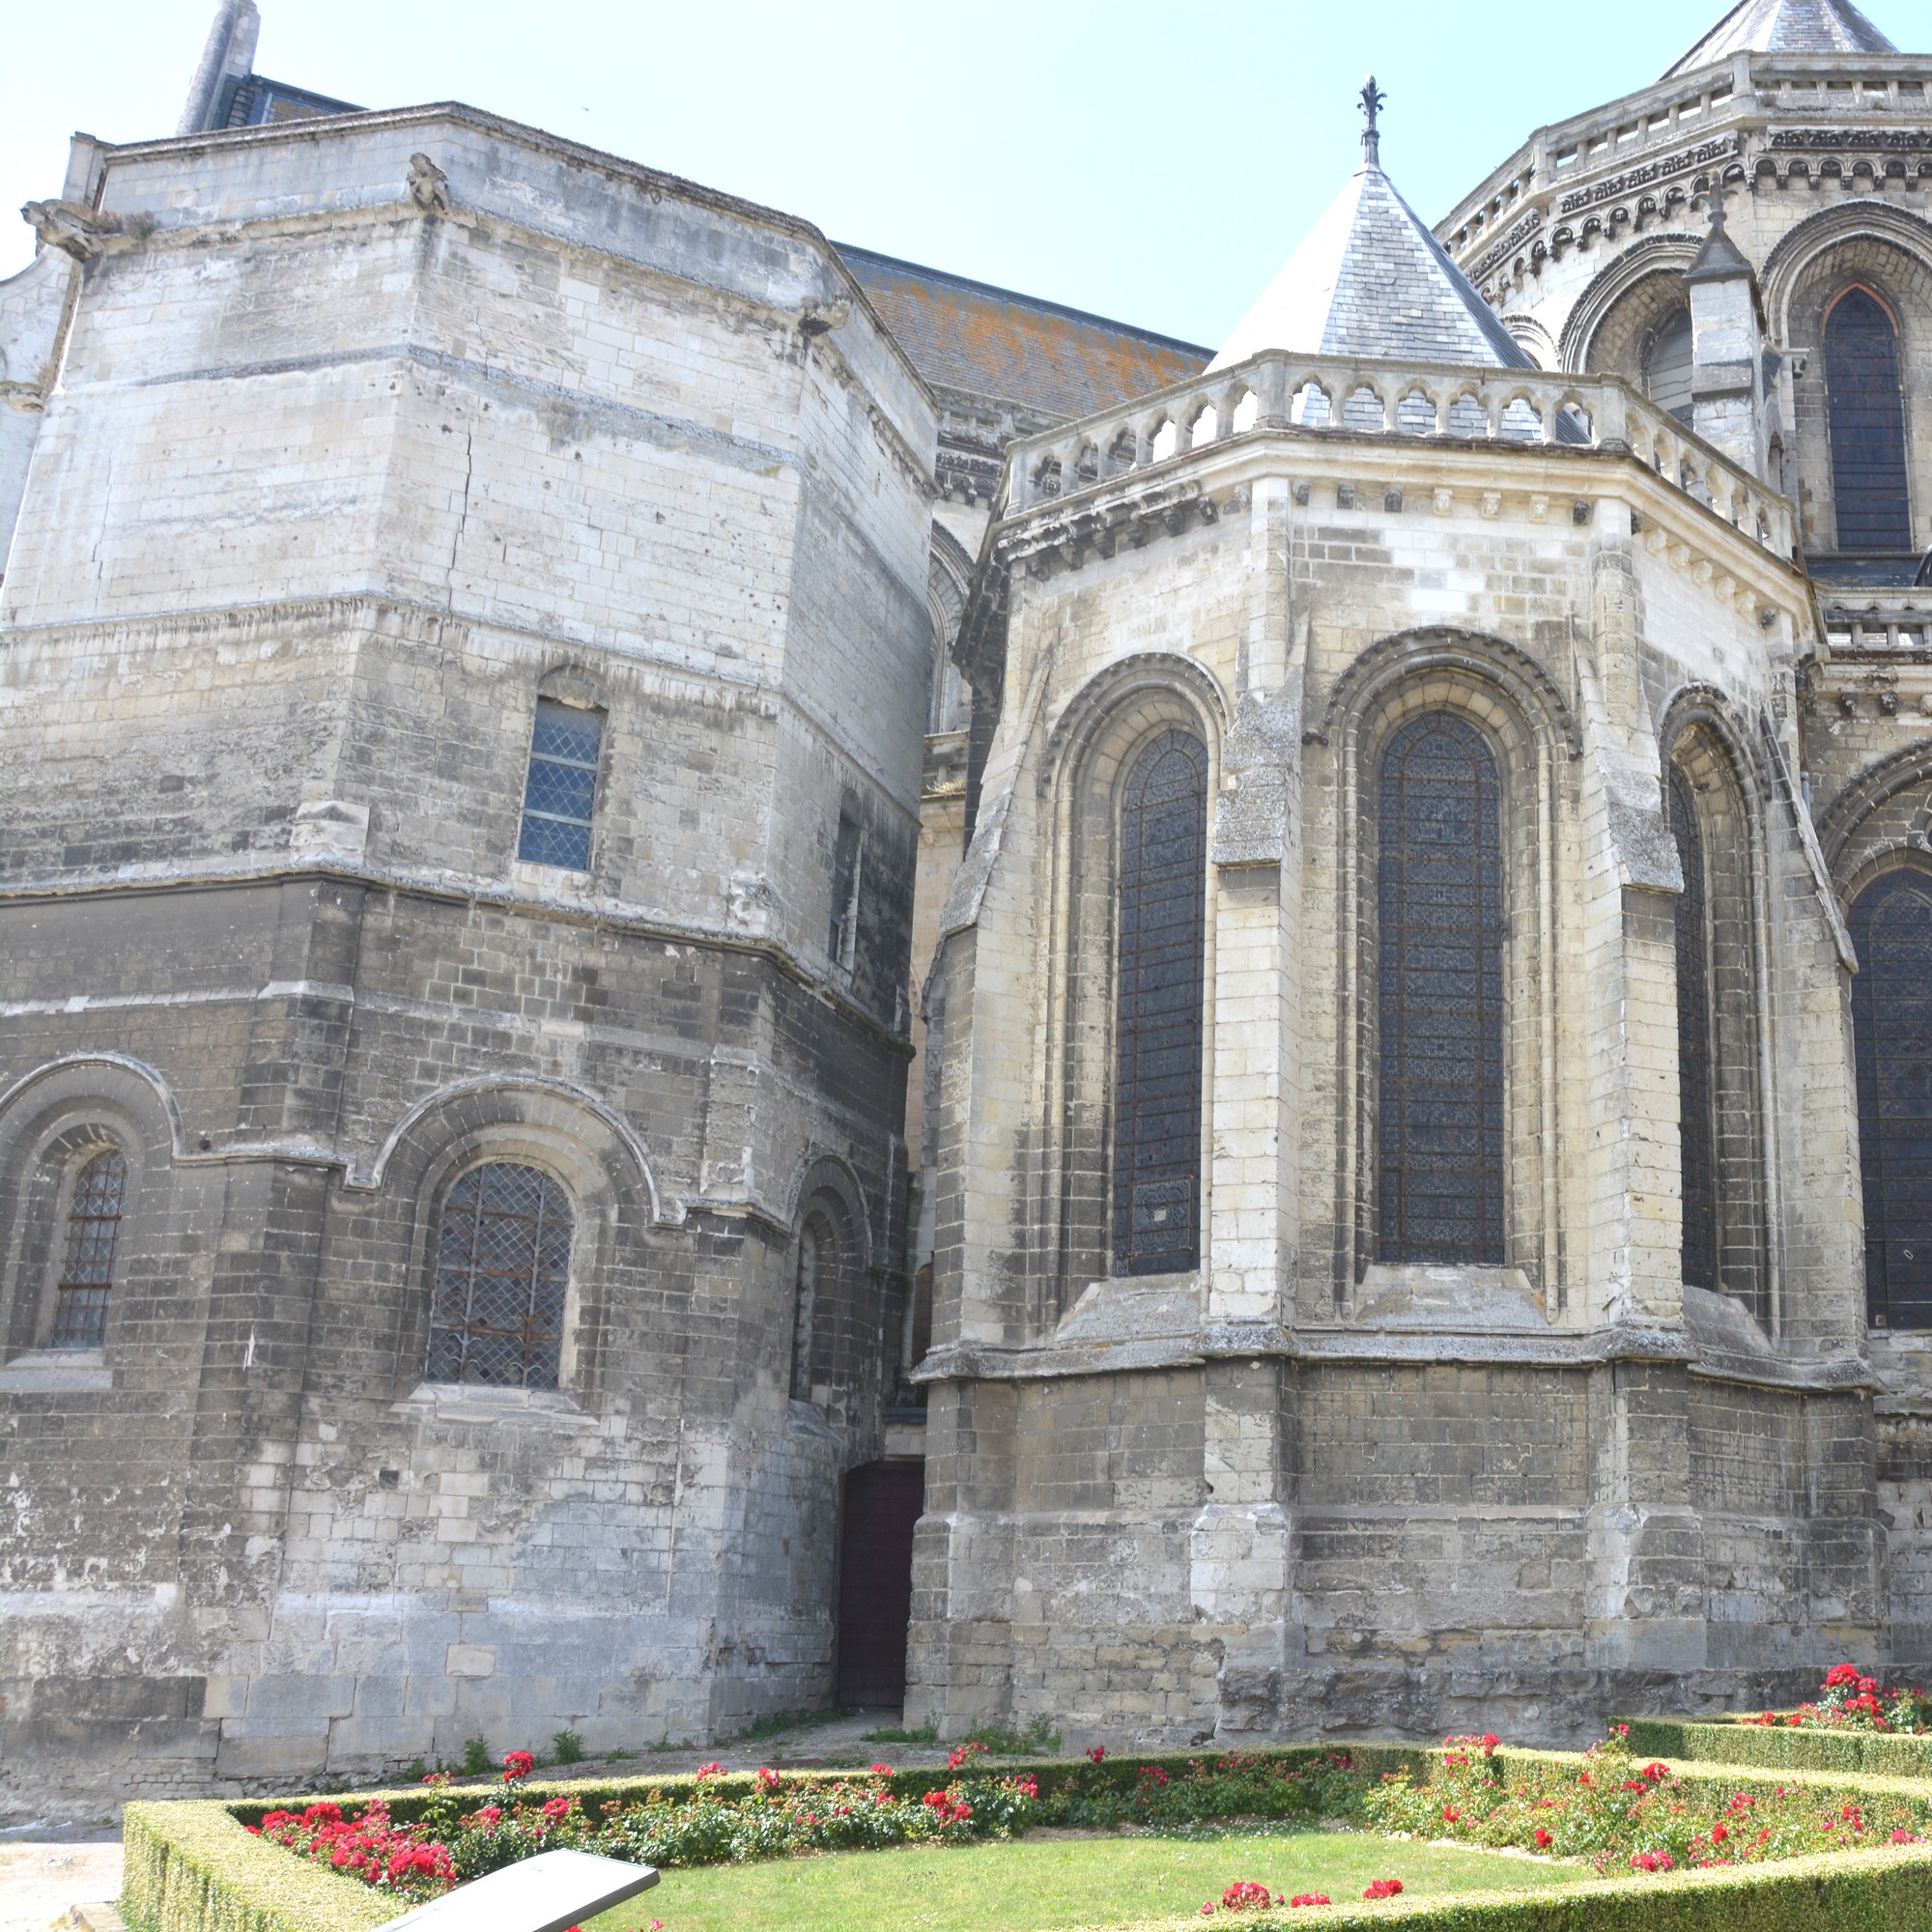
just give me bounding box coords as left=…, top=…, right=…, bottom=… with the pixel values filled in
left=428, top=1162, right=573, bottom=1387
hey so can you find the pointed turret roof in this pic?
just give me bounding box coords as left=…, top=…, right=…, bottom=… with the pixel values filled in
left=1208, top=81, right=1531, bottom=374
left=1664, top=0, right=1895, bottom=77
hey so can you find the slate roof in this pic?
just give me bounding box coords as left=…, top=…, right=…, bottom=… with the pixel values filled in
left=1208, top=158, right=1533, bottom=374
left=838, top=246, right=1210, bottom=420
left=1664, top=0, right=1897, bottom=75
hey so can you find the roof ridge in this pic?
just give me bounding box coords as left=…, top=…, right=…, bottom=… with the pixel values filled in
left=833, top=243, right=1211, bottom=357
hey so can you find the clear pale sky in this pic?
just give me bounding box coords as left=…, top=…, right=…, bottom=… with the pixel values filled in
left=3, top=0, right=1923, bottom=348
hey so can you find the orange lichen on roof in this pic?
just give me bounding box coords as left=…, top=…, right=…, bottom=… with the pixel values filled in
left=840, top=247, right=1208, bottom=421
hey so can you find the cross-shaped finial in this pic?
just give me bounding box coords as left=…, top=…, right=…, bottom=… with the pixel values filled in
left=1360, top=74, right=1387, bottom=166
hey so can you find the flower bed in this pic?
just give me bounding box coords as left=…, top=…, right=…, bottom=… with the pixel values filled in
left=122, top=1736, right=1932, bottom=1932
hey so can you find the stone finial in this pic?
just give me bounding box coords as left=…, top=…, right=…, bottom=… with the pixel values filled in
left=1359, top=74, right=1387, bottom=168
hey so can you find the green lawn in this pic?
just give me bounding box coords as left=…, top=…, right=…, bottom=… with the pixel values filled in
left=586, top=1827, right=1586, bottom=1932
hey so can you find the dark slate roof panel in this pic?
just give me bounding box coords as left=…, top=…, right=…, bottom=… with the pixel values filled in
left=1211, top=162, right=1533, bottom=372
left=1665, top=0, right=1897, bottom=75
left=838, top=246, right=1210, bottom=420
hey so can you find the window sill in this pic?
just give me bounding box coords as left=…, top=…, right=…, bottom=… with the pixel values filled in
left=391, top=1382, right=593, bottom=1431
left=1351, top=1263, right=1545, bottom=1329
left=510, top=859, right=592, bottom=893
left=0, top=1348, right=111, bottom=1391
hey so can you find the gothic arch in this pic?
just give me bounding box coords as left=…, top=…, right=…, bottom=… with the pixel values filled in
left=780, top=1151, right=874, bottom=1276
left=1557, top=236, right=1701, bottom=374
left=1036, top=665, right=1222, bottom=1315
left=358, top=1072, right=669, bottom=1220
left=1816, top=739, right=1932, bottom=873
left=1315, top=626, right=1580, bottom=758
left=1659, top=693, right=1773, bottom=1323
left=1762, top=202, right=1932, bottom=342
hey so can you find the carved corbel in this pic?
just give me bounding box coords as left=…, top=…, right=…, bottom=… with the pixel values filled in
left=19, top=199, right=125, bottom=262
left=408, top=155, right=451, bottom=215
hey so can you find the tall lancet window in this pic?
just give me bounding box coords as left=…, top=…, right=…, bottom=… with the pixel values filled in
left=1825, top=288, right=1912, bottom=553
left=1376, top=713, right=1504, bottom=1264
left=1668, top=769, right=1719, bottom=1292
left=1112, top=730, right=1208, bottom=1276
left=1850, top=871, right=1932, bottom=1329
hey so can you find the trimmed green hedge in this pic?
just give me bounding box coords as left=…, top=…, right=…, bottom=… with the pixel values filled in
left=123, top=1801, right=394, bottom=1932
left=1621, top=1719, right=1932, bottom=1782
left=123, top=1744, right=1932, bottom=1932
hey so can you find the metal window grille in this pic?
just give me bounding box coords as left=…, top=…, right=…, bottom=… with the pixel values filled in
left=1826, top=289, right=1913, bottom=553
left=1851, top=872, right=1932, bottom=1328
left=1376, top=713, right=1505, bottom=1264
left=427, top=1163, right=572, bottom=1388
left=50, top=1150, right=126, bottom=1349
left=1112, top=729, right=1208, bottom=1276
left=1668, top=769, right=1719, bottom=1293
left=517, top=701, right=602, bottom=870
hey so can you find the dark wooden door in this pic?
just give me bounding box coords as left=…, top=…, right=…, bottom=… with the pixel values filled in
left=836, top=1460, right=924, bottom=1708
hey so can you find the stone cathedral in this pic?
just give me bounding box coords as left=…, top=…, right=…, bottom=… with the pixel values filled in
left=4, top=0, right=1932, bottom=1816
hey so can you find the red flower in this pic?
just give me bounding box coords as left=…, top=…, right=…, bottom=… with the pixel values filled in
left=1640, top=1762, right=1669, bottom=1782
left=1087, top=1746, right=1106, bottom=1763
left=1630, top=1851, right=1675, bottom=1873
left=1534, top=1828, right=1553, bottom=1849
left=870, top=1763, right=893, bottom=1775
left=696, top=1762, right=724, bottom=1779
left=1443, top=1806, right=1461, bottom=1824
left=1363, top=1879, right=1404, bottom=1900
left=1710, top=1824, right=1729, bottom=1844
left=1894, top=1829, right=1919, bottom=1844
left=1220, top=1883, right=1273, bottom=1911
left=1289, top=1895, right=1332, bottom=1909
left=541, top=1797, right=572, bottom=1822
left=500, top=1752, right=535, bottom=1783
left=1825, top=1663, right=1861, bottom=1690
left=754, top=1767, right=781, bottom=1794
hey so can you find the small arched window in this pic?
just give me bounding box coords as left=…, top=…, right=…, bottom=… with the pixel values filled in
left=49, top=1149, right=127, bottom=1349
left=1825, top=288, right=1912, bottom=554
left=1113, top=729, right=1208, bottom=1276
left=1850, top=870, right=1932, bottom=1329
left=1377, top=712, right=1504, bottom=1265
left=1668, top=769, right=1718, bottom=1292
left=428, top=1162, right=572, bottom=1388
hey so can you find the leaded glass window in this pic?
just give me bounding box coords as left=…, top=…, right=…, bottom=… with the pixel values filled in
left=1113, top=729, right=1208, bottom=1276
left=791, top=1224, right=820, bottom=1400
left=1647, top=308, right=1694, bottom=424
left=1376, top=712, right=1504, bottom=1264
left=1850, top=871, right=1932, bottom=1329
left=517, top=700, right=603, bottom=870
left=1826, top=288, right=1912, bottom=554
left=1668, top=769, right=1718, bottom=1292
left=49, top=1150, right=126, bottom=1349
left=428, top=1163, right=572, bottom=1388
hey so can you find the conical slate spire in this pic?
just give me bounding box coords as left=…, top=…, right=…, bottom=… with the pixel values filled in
left=1208, top=85, right=1531, bottom=374
left=1665, top=0, right=1896, bottom=78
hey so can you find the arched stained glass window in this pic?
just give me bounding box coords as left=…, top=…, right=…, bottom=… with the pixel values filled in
left=1826, top=288, right=1912, bottom=554
left=50, top=1150, right=126, bottom=1349
left=1113, top=729, right=1208, bottom=1276
left=1668, top=769, right=1718, bottom=1292
left=428, top=1162, right=572, bottom=1387
left=1850, top=871, right=1932, bottom=1329
left=1376, top=713, right=1504, bottom=1264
